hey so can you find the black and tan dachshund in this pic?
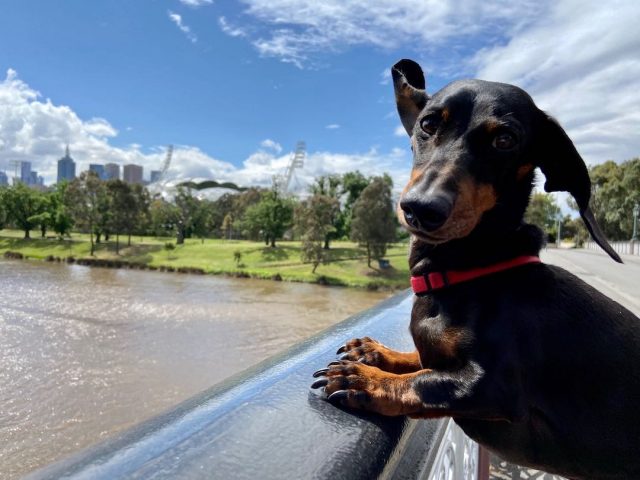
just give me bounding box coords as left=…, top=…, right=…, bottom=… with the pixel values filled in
left=312, top=59, right=640, bottom=479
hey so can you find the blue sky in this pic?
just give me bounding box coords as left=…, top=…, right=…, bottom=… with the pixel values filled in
left=1, top=0, right=639, bottom=195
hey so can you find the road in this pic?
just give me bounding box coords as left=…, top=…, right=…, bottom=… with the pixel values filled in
left=541, top=248, right=640, bottom=316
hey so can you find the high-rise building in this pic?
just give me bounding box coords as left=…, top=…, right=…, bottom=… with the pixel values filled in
left=29, top=171, right=38, bottom=186
left=89, top=163, right=105, bottom=180
left=150, top=170, right=162, bottom=183
left=123, top=164, right=143, bottom=184
left=104, top=163, right=120, bottom=180
left=57, top=145, right=76, bottom=183
left=0, top=171, right=8, bottom=186
left=20, top=161, right=32, bottom=184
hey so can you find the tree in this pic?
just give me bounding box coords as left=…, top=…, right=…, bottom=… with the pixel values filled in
left=3, top=183, right=45, bottom=239
left=222, top=213, right=234, bottom=239
left=0, top=188, right=7, bottom=230
left=150, top=198, right=179, bottom=237
left=585, top=158, right=640, bottom=240
left=350, top=176, right=396, bottom=267
left=309, top=175, right=344, bottom=248
left=106, top=179, right=135, bottom=254
left=242, top=189, right=294, bottom=247
left=65, top=171, right=106, bottom=255
left=524, top=192, right=561, bottom=240
left=295, top=194, right=340, bottom=273
left=173, top=186, right=200, bottom=245
left=48, top=183, right=74, bottom=238
left=130, top=183, right=150, bottom=244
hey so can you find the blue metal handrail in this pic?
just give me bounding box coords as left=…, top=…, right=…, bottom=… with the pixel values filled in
left=26, top=292, right=456, bottom=480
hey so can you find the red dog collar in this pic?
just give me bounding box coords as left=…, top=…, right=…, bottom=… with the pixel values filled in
left=411, top=255, right=541, bottom=294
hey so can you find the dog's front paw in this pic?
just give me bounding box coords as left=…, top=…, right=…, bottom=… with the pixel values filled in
left=336, top=337, right=422, bottom=374
left=311, top=361, right=421, bottom=416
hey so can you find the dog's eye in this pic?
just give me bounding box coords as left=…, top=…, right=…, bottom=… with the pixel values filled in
left=492, top=132, right=517, bottom=150
left=420, top=117, right=439, bottom=136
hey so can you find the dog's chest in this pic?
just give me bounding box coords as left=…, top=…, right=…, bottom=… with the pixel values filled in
left=410, top=295, right=475, bottom=370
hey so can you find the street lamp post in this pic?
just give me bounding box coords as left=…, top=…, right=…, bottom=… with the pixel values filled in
left=632, top=203, right=639, bottom=241
left=556, top=214, right=562, bottom=248
left=631, top=203, right=639, bottom=256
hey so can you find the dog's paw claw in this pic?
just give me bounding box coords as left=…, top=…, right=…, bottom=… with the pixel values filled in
left=327, top=390, right=349, bottom=403
left=312, top=368, right=328, bottom=378
left=311, top=378, right=328, bottom=389
left=336, top=345, right=347, bottom=354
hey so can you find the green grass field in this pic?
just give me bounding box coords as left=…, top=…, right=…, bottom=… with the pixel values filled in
left=0, top=230, right=411, bottom=289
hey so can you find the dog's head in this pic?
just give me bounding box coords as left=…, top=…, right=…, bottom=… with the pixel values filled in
left=393, top=59, right=621, bottom=263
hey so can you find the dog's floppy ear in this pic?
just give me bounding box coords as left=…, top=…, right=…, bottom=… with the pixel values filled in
left=392, top=59, right=429, bottom=136
left=536, top=114, right=622, bottom=263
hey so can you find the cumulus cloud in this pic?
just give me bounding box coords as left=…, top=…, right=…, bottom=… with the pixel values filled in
left=168, top=11, right=198, bottom=43
left=471, top=0, right=640, bottom=166
left=259, top=138, right=282, bottom=153
left=0, top=69, right=411, bottom=192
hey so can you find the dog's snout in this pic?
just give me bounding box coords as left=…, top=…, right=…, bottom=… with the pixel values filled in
left=400, top=195, right=453, bottom=232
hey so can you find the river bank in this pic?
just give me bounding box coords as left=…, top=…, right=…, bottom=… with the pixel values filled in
left=0, top=231, right=411, bottom=290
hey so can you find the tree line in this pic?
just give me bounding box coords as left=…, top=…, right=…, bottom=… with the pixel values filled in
left=0, top=170, right=399, bottom=268
left=2, top=157, right=635, bottom=263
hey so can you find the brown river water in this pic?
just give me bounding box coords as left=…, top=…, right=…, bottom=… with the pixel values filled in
left=0, top=260, right=391, bottom=479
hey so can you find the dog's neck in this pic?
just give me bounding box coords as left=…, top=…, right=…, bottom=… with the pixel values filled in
left=409, top=222, right=545, bottom=276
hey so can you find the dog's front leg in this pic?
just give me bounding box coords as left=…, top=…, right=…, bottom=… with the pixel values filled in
left=336, top=337, right=422, bottom=374
left=312, top=360, right=489, bottom=418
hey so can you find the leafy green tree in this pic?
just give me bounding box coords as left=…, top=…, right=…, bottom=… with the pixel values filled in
left=524, top=192, right=561, bottom=240
left=586, top=158, right=640, bottom=240
left=4, top=183, right=45, bottom=239
left=350, top=176, right=396, bottom=267
left=243, top=189, right=294, bottom=247
left=173, top=186, right=200, bottom=244
left=65, top=171, right=106, bottom=255
left=130, top=183, right=151, bottom=243
left=0, top=188, right=7, bottom=230
left=192, top=199, right=215, bottom=243
left=150, top=198, right=179, bottom=237
left=222, top=213, right=234, bottom=239
left=309, top=175, right=345, bottom=248
left=48, top=183, right=74, bottom=238
left=106, top=179, right=135, bottom=254
left=295, top=194, right=340, bottom=273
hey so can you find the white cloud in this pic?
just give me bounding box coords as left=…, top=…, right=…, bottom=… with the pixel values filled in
left=260, top=138, right=282, bottom=153
left=232, top=0, right=544, bottom=68
left=168, top=11, right=198, bottom=43
left=394, top=125, right=406, bottom=137
left=218, top=16, right=247, bottom=38
left=179, top=0, right=213, bottom=7
left=0, top=69, right=411, bottom=192
left=472, top=0, right=640, bottom=165
left=325, top=124, right=340, bottom=130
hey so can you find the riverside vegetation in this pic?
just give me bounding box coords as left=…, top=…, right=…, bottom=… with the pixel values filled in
left=0, top=230, right=411, bottom=289
left=2, top=158, right=637, bottom=287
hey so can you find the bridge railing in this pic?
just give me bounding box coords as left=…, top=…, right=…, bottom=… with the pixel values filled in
left=26, top=291, right=488, bottom=480
left=584, top=240, right=640, bottom=256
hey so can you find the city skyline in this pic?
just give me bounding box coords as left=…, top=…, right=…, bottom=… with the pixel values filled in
left=2, top=146, right=150, bottom=187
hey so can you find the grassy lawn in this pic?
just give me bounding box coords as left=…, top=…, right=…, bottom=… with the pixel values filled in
left=0, top=230, right=411, bottom=289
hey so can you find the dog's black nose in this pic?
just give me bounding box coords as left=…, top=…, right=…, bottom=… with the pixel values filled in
left=400, top=195, right=453, bottom=231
